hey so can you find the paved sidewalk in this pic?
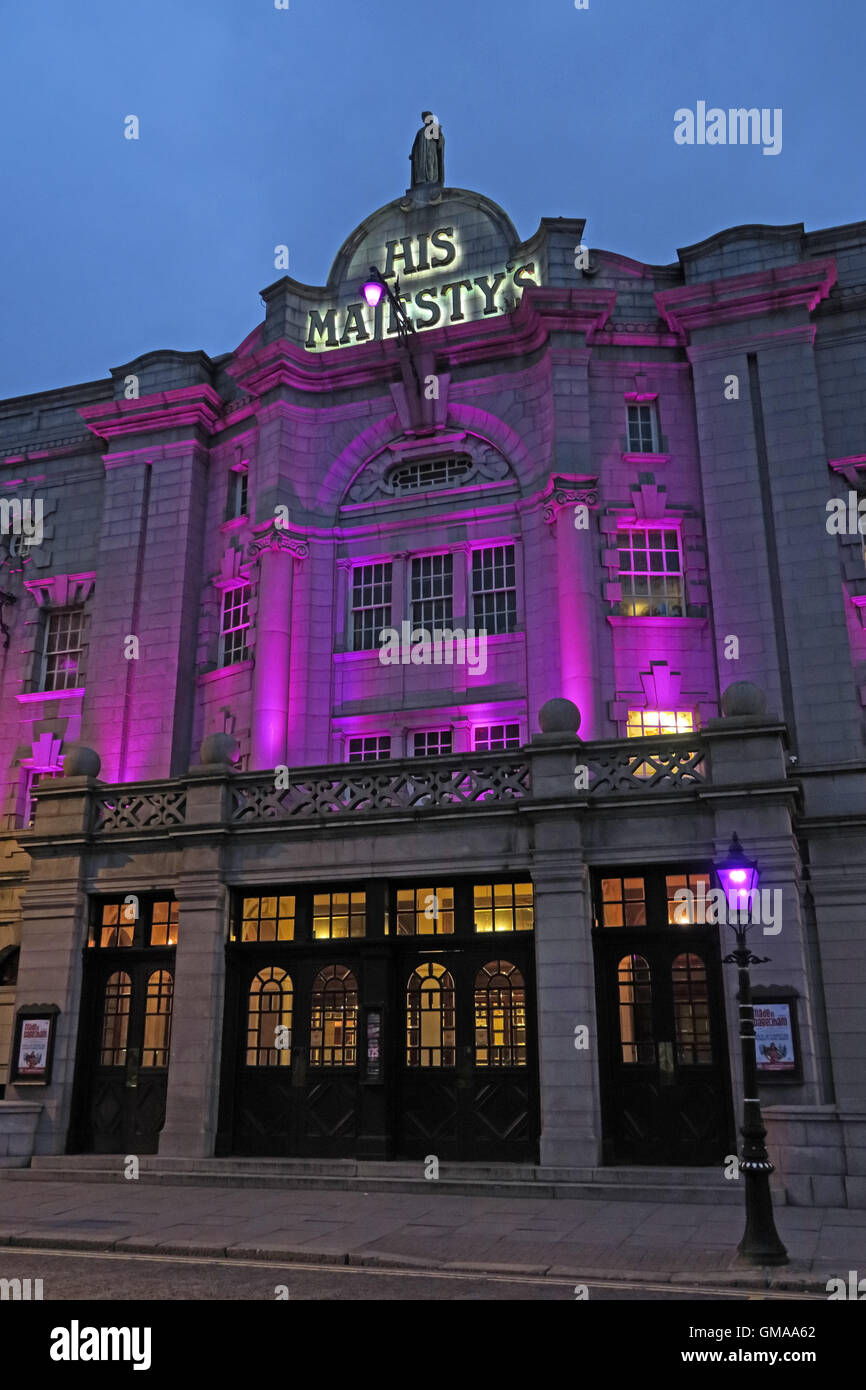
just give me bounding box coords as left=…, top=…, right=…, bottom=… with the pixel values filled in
left=0, top=1178, right=862, bottom=1291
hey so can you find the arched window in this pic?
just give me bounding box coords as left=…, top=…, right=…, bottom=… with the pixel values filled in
left=618, top=954, right=654, bottom=1064
left=310, top=965, right=358, bottom=1067
left=246, top=967, right=293, bottom=1068
left=387, top=455, right=473, bottom=494
left=474, top=960, right=527, bottom=1067
left=142, top=969, right=174, bottom=1067
left=406, top=963, right=455, bottom=1067
left=672, top=953, right=712, bottom=1063
left=99, top=971, right=132, bottom=1066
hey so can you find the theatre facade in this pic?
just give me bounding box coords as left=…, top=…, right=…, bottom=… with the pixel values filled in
left=1, top=138, right=865, bottom=1204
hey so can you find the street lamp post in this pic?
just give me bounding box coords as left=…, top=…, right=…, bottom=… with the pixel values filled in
left=360, top=267, right=422, bottom=394
left=715, top=833, right=788, bottom=1266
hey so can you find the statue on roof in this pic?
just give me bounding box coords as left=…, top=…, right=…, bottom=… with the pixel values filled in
left=410, top=112, right=444, bottom=187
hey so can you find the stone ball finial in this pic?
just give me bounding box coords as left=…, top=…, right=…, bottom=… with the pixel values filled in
left=62, top=745, right=101, bottom=778
left=721, top=681, right=767, bottom=718
left=538, top=698, right=581, bottom=736
left=200, top=732, right=240, bottom=766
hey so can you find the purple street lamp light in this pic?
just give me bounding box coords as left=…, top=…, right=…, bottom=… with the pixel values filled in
left=360, top=271, right=386, bottom=309
left=358, top=266, right=420, bottom=391
left=714, top=833, right=787, bottom=1266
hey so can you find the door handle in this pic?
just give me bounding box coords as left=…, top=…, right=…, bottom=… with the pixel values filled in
left=125, top=1047, right=140, bottom=1090
left=658, top=1040, right=675, bottom=1086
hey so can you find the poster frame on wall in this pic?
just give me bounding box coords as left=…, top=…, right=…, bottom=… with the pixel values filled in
left=9, top=1004, right=60, bottom=1086
left=751, top=991, right=802, bottom=1085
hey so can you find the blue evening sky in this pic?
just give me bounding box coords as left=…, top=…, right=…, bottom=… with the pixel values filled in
left=1, top=0, right=862, bottom=399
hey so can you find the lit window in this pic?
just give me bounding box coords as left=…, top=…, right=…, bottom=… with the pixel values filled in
left=142, top=969, right=173, bottom=1067
left=388, top=455, right=473, bottom=493
left=673, top=953, right=713, bottom=1063
left=220, top=584, right=251, bottom=665
left=626, top=403, right=659, bottom=453
left=472, top=545, right=516, bottom=634
left=42, top=609, right=84, bottom=691
left=412, top=729, right=452, bottom=757
left=246, top=967, right=292, bottom=1068
left=411, top=554, right=453, bottom=628
left=627, top=710, right=695, bottom=738
left=406, top=963, right=456, bottom=1067
left=666, top=873, right=712, bottom=925
left=473, top=882, right=534, bottom=933
left=309, top=965, right=358, bottom=1066
left=99, top=972, right=132, bottom=1065
left=347, top=735, right=391, bottom=763
left=473, top=722, right=520, bottom=752
left=149, top=900, right=179, bottom=946
left=312, top=891, right=366, bottom=940
left=616, top=528, right=683, bottom=617
left=599, top=877, right=647, bottom=928
left=236, top=895, right=295, bottom=943
left=351, top=562, right=392, bottom=650
left=618, top=954, right=655, bottom=1064
left=95, top=901, right=136, bottom=949
left=227, top=466, right=248, bottom=520
left=395, top=887, right=454, bottom=935
left=474, top=960, right=527, bottom=1067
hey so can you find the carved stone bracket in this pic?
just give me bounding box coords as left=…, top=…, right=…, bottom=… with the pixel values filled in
left=248, top=526, right=310, bottom=562
left=542, top=474, right=599, bottom=524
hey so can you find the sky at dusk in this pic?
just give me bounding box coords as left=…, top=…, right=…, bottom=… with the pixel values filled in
left=1, top=0, right=863, bottom=399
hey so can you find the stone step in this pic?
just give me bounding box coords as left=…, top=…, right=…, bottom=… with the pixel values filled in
left=0, top=1155, right=762, bottom=1204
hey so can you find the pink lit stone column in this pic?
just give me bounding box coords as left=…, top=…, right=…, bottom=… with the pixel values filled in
left=548, top=481, right=602, bottom=741
left=249, top=528, right=309, bottom=771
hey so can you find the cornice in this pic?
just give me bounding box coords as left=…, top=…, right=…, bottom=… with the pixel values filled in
left=655, top=260, right=837, bottom=336
left=79, top=385, right=224, bottom=443
left=229, top=287, right=617, bottom=400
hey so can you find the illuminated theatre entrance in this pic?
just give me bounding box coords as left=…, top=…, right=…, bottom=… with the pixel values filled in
left=592, top=867, right=735, bottom=1166
left=217, top=880, right=539, bottom=1162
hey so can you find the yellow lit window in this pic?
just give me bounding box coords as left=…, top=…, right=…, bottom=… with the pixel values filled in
left=627, top=710, right=695, bottom=737
left=473, top=882, right=534, bottom=933
left=150, top=900, right=179, bottom=946
left=238, top=895, right=295, bottom=943
left=312, top=892, right=365, bottom=940
left=395, top=887, right=454, bottom=935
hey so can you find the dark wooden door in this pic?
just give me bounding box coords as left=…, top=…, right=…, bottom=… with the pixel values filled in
left=225, top=950, right=362, bottom=1158
left=595, top=933, right=733, bottom=1165
left=78, top=955, right=174, bottom=1154
left=395, top=941, right=537, bottom=1162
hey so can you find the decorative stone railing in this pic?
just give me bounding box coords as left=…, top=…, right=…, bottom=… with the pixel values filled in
left=93, top=787, right=188, bottom=833
left=583, top=738, right=706, bottom=794
left=230, top=755, right=532, bottom=822
left=38, top=736, right=708, bottom=837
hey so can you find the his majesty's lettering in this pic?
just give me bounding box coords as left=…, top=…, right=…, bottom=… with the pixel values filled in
left=306, top=226, right=537, bottom=349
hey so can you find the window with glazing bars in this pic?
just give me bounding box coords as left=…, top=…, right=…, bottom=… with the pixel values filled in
left=406, top=963, right=456, bottom=1066
left=471, top=545, right=516, bottom=634
left=474, top=960, right=527, bottom=1067
left=351, top=562, right=392, bottom=649
left=346, top=735, right=391, bottom=763
left=388, top=455, right=472, bottom=492
left=395, top=887, right=455, bottom=935
left=412, top=729, right=452, bottom=757
left=616, top=528, right=683, bottom=617
left=473, top=722, right=520, bottom=752
left=220, top=584, right=251, bottom=665
left=626, top=403, right=658, bottom=453
left=410, top=554, right=453, bottom=628
left=142, top=969, right=173, bottom=1066
left=312, top=891, right=366, bottom=939
left=42, top=609, right=84, bottom=691
left=236, top=895, right=295, bottom=942
left=246, top=967, right=293, bottom=1067
left=309, top=965, right=358, bottom=1066
left=473, top=882, right=534, bottom=933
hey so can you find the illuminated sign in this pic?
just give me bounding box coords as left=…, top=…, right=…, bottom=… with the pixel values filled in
left=306, top=225, right=538, bottom=350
